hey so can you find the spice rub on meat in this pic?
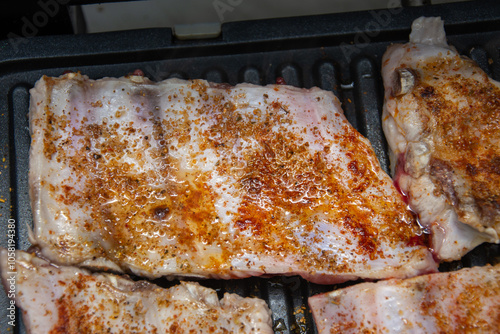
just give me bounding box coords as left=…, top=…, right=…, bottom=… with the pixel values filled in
left=28, top=72, right=436, bottom=284
left=0, top=249, right=273, bottom=334
left=382, top=17, right=500, bottom=260
left=309, top=263, right=500, bottom=333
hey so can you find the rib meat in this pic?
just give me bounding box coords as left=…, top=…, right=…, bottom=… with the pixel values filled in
left=382, top=17, right=500, bottom=260
left=0, top=249, right=273, bottom=334
left=309, top=264, right=500, bottom=333
left=29, top=72, right=437, bottom=283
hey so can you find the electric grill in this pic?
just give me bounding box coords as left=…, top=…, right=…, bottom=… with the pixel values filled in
left=1, top=1, right=499, bottom=332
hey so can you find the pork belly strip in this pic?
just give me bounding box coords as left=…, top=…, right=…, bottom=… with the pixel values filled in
left=29, top=72, right=437, bottom=284
left=382, top=17, right=500, bottom=260
left=0, top=249, right=273, bottom=333
left=309, top=264, right=500, bottom=333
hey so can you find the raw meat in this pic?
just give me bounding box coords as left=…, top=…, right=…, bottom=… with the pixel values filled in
left=309, top=264, right=500, bottom=333
left=0, top=248, right=273, bottom=334
left=29, top=72, right=436, bottom=284
left=382, top=17, right=500, bottom=260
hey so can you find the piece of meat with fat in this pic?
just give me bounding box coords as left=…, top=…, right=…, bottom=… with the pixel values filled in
left=382, top=16, right=500, bottom=260
left=0, top=248, right=273, bottom=334
left=29, top=72, right=437, bottom=284
left=309, top=263, right=500, bottom=333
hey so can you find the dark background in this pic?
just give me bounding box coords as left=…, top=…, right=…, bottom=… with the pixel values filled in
left=0, top=0, right=75, bottom=41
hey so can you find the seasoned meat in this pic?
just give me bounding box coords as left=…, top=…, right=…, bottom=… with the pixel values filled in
left=309, top=264, right=500, bottom=333
left=29, top=72, right=436, bottom=284
left=382, top=17, right=500, bottom=260
left=0, top=249, right=273, bottom=334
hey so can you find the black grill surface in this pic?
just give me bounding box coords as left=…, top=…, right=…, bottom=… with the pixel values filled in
left=1, top=1, right=499, bottom=333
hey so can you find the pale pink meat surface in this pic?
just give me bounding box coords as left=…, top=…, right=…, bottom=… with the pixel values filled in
left=0, top=249, right=273, bottom=334
left=29, top=72, right=436, bottom=284
left=382, top=17, right=500, bottom=260
left=309, top=264, right=500, bottom=333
